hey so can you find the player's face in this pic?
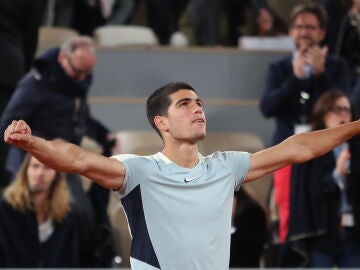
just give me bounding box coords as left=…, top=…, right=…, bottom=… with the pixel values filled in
left=289, top=12, right=325, bottom=50
left=162, top=89, right=206, bottom=142
left=324, top=96, right=352, bottom=129
left=27, top=156, right=57, bottom=194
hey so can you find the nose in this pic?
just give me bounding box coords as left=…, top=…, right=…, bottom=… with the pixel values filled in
left=38, top=166, right=47, bottom=174
left=193, top=103, right=203, bottom=113
left=33, top=169, right=45, bottom=179
left=339, top=113, right=351, bottom=121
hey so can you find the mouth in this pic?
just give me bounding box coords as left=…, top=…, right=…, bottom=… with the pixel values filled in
left=192, top=118, right=206, bottom=124
left=297, top=37, right=312, bottom=44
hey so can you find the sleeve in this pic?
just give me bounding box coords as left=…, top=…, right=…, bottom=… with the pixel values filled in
left=332, top=170, right=345, bottom=190
left=215, top=151, right=251, bottom=188
left=313, top=56, right=351, bottom=97
left=259, top=60, right=303, bottom=118
left=0, top=73, right=44, bottom=133
left=85, top=115, right=113, bottom=156
left=111, top=154, right=154, bottom=197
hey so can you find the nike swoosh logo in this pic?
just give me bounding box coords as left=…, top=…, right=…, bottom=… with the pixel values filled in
left=184, top=175, right=201, bottom=183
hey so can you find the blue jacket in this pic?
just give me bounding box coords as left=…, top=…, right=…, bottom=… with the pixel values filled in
left=0, top=48, right=113, bottom=175
left=260, top=54, right=351, bottom=145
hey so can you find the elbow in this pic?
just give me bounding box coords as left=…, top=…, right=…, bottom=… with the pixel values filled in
left=292, top=152, right=315, bottom=164
left=58, top=142, right=87, bottom=174
left=285, top=136, right=316, bottom=164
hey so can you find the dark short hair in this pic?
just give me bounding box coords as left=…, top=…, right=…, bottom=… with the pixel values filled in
left=290, top=2, right=328, bottom=30
left=146, top=82, right=196, bottom=137
left=311, top=90, right=355, bottom=131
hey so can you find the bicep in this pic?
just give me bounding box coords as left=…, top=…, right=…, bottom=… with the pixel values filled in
left=80, top=153, right=126, bottom=190
left=245, top=143, right=295, bottom=183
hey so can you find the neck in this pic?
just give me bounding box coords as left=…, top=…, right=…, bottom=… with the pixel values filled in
left=32, top=192, right=49, bottom=224
left=162, top=142, right=200, bottom=168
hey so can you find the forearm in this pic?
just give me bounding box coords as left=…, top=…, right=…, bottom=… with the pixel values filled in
left=23, top=136, right=124, bottom=189
left=24, top=135, right=86, bottom=174
left=5, top=120, right=125, bottom=190
left=247, top=120, right=360, bottom=182
left=286, top=120, right=360, bottom=163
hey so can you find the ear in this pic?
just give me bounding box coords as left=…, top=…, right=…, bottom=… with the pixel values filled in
left=57, top=52, right=65, bottom=65
left=154, top=116, right=168, bottom=132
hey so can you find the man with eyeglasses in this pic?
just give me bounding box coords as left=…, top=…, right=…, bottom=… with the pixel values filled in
left=259, top=2, right=352, bottom=244
left=0, top=35, right=118, bottom=267
left=0, top=35, right=117, bottom=180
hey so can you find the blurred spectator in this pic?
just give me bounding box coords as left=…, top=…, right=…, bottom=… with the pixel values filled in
left=223, top=0, right=287, bottom=46
left=353, top=84, right=360, bottom=119
left=322, top=0, right=349, bottom=53
left=0, top=35, right=119, bottom=267
left=187, top=0, right=222, bottom=46
left=259, top=2, right=351, bottom=244
left=230, top=187, right=270, bottom=267
left=0, top=154, right=94, bottom=267
left=144, top=0, right=189, bottom=45
left=72, top=0, right=135, bottom=36
left=0, top=0, right=42, bottom=188
left=0, top=35, right=117, bottom=179
left=45, top=0, right=135, bottom=36
left=266, top=0, right=307, bottom=26
left=335, top=0, right=360, bottom=115
left=286, top=90, right=360, bottom=267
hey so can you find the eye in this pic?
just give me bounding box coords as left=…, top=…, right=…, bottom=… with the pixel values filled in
left=30, top=164, right=39, bottom=169
left=179, top=101, right=188, bottom=107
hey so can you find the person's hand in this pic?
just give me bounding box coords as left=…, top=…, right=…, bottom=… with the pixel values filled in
left=292, top=52, right=307, bottom=79
left=304, top=45, right=328, bottom=76
left=4, top=120, right=32, bottom=148
left=335, top=147, right=351, bottom=177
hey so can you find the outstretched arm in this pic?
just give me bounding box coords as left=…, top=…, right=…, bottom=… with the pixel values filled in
left=245, top=120, right=360, bottom=182
left=4, top=120, right=125, bottom=190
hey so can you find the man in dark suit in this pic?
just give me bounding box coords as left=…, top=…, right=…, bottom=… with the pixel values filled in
left=259, top=2, right=351, bottom=244
left=0, top=0, right=41, bottom=187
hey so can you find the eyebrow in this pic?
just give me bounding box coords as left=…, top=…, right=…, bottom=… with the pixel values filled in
left=175, top=97, right=204, bottom=106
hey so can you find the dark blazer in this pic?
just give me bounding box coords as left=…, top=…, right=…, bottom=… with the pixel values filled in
left=0, top=199, right=94, bottom=267
left=230, top=188, right=270, bottom=267
left=0, top=0, right=41, bottom=89
left=336, top=12, right=360, bottom=79
left=286, top=137, right=360, bottom=266
left=260, top=54, right=351, bottom=145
